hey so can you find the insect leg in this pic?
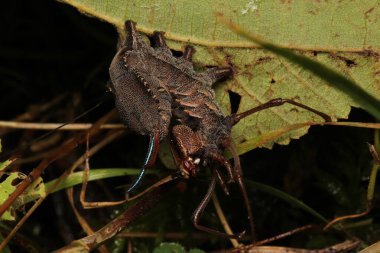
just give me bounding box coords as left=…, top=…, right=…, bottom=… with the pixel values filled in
left=192, top=170, right=244, bottom=239
left=183, top=45, right=196, bottom=61
left=124, top=20, right=139, bottom=50
left=215, top=168, right=230, bottom=196
left=126, top=130, right=160, bottom=193
left=228, top=98, right=331, bottom=126
left=209, top=151, right=234, bottom=182
left=225, top=140, right=256, bottom=242
left=204, top=67, right=233, bottom=84
left=152, top=31, right=168, bottom=48
left=151, top=31, right=173, bottom=56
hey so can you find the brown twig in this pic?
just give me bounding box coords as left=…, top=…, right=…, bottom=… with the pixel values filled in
left=254, top=224, right=315, bottom=246
left=0, top=111, right=118, bottom=251
left=52, top=185, right=171, bottom=252
left=67, top=187, right=110, bottom=253
left=126, top=175, right=175, bottom=202
left=212, top=192, right=240, bottom=248
left=0, top=94, right=67, bottom=136
left=0, top=110, right=117, bottom=220
left=217, top=239, right=360, bottom=253
left=0, top=225, right=42, bottom=253
left=0, top=121, right=124, bottom=130
left=79, top=132, right=127, bottom=208
left=13, top=148, right=57, bottom=165
left=64, top=130, right=124, bottom=253
left=323, top=210, right=371, bottom=230
left=323, top=143, right=380, bottom=230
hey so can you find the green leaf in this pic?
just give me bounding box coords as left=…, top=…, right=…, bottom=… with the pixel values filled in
left=0, top=141, right=45, bottom=221
left=0, top=169, right=158, bottom=209
left=217, top=13, right=380, bottom=120
left=0, top=172, right=46, bottom=221
left=45, top=168, right=158, bottom=193
left=0, top=173, right=21, bottom=221
left=0, top=140, right=17, bottom=221
left=0, top=160, right=11, bottom=172
left=13, top=176, right=46, bottom=210
left=61, top=0, right=380, bottom=148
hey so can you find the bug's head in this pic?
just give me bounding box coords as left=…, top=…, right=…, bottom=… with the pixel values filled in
left=179, top=156, right=202, bottom=178
left=172, top=125, right=204, bottom=178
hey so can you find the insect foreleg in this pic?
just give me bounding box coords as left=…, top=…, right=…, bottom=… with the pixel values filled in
left=209, top=151, right=234, bottom=182
left=215, top=168, right=230, bottom=196
left=192, top=170, right=245, bottom=239
left=225, top=140, right=256, bottom=242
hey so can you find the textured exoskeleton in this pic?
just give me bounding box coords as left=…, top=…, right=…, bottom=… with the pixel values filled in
left=109, top=22, right=172, bottom=140
left=108, top=20, right=331, bottom=240
left=108, top=20, right=253, bottom=239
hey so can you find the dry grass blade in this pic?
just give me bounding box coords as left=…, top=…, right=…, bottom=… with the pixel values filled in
left=0, top=110, right=117, bottom=251
left=0, top=109, right=116, bottom=217
left=0, top=121, right=124, bottom=130
left=220, top=239, right=360, bottom=253
left=52, top=184, right=171, bottom=252
left=253, top=224, right=315, bottom=247
left=64, top=130, right=125, bottom=253
left=215, top=13, right=380, bottom=120
left=323, top=143, right=379, bottom=229
left=212, top=193, right=240, bottom=248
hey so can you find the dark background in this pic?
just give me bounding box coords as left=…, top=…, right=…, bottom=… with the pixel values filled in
left=0, top=0, right=379, bottom=252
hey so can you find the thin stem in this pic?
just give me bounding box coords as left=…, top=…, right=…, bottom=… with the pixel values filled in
left=0, top=121, right=124, bottom=130
left=212, top=193, right=240, bottom=247
left=52, top=186, right=169, bottom=252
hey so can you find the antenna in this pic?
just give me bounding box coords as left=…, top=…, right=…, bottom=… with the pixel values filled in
left=0, top=95, right=111, bottom=161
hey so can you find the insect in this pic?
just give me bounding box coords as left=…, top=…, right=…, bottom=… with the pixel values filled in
left=108, top=20, right=331, bottom=239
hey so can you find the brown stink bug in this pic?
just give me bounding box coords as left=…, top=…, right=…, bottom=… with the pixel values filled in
left=108, top=21, right=173, bottom=191
left=109, top=20, right=331, bottom=240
